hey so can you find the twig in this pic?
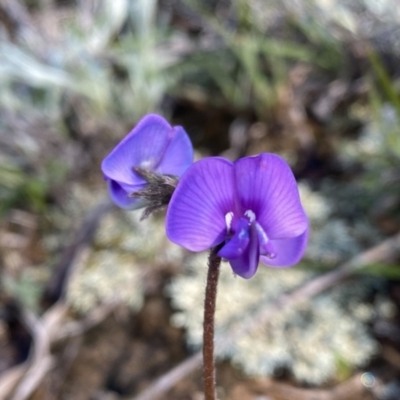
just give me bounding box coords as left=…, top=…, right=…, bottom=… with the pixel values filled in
left=0, top=365, right=28, bottom=400
left=55, top=302, right=115, bottom=341
left=131, top=231, right=400, bottom=400
left=131, top=353, right=202, bottom=400
left=10, top=309, right=55, bottom=400
left=249, top=373, right=374, bottom=400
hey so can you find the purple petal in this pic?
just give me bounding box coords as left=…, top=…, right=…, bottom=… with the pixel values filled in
left=101, top=114, right=172, bottom=186
left=218, top=218, right=250, bottom=259
left=166, top=157, right=236, bottom=251
left=229, top=222, right=259, bottom=279
left=260, top=227, right=309, bottom=268
left=234, top=153, right=308, bottom=239
left=255, top=222, right=277, bottom=258
left=156, top=126, right=193, bottom=177
left=108, top=180, right=146, bottom=209
left=115, top=180, right=145, bottom=194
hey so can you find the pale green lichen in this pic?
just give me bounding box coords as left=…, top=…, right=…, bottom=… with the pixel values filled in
left=66, top=250, right=144, bottom=313
left=64, top=184, right=184, bottom=313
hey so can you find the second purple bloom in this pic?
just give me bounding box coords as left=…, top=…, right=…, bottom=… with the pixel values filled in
left=166, top=154, right=309, bottom=278
left=101, top=114, right=193, bottom=209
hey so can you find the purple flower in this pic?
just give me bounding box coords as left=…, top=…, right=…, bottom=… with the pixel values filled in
left=166, top=154, right=308, bottom=278
left=101, top=114, right=193, bottom=209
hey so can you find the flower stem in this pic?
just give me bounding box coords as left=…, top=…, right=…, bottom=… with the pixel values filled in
left=203, top=246, right=222, bottom=400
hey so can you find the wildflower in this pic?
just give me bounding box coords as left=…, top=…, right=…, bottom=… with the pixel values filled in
left=101, top=114, right=193, bottom=210
left=166, top=154, right=308, bottom=278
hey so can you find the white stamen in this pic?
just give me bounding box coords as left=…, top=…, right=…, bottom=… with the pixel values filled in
left=225, top=212, right=234, bottom=231
left=244, top=210, right=256, bottom=222
left=140, top=159, right=153, bottom=169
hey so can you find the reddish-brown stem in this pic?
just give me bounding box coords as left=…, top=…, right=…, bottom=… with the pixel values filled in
left=203, top=247, right=221, bottom=400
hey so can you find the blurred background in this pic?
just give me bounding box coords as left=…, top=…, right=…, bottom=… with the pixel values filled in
left=1, top=0, right=400, bottom=399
